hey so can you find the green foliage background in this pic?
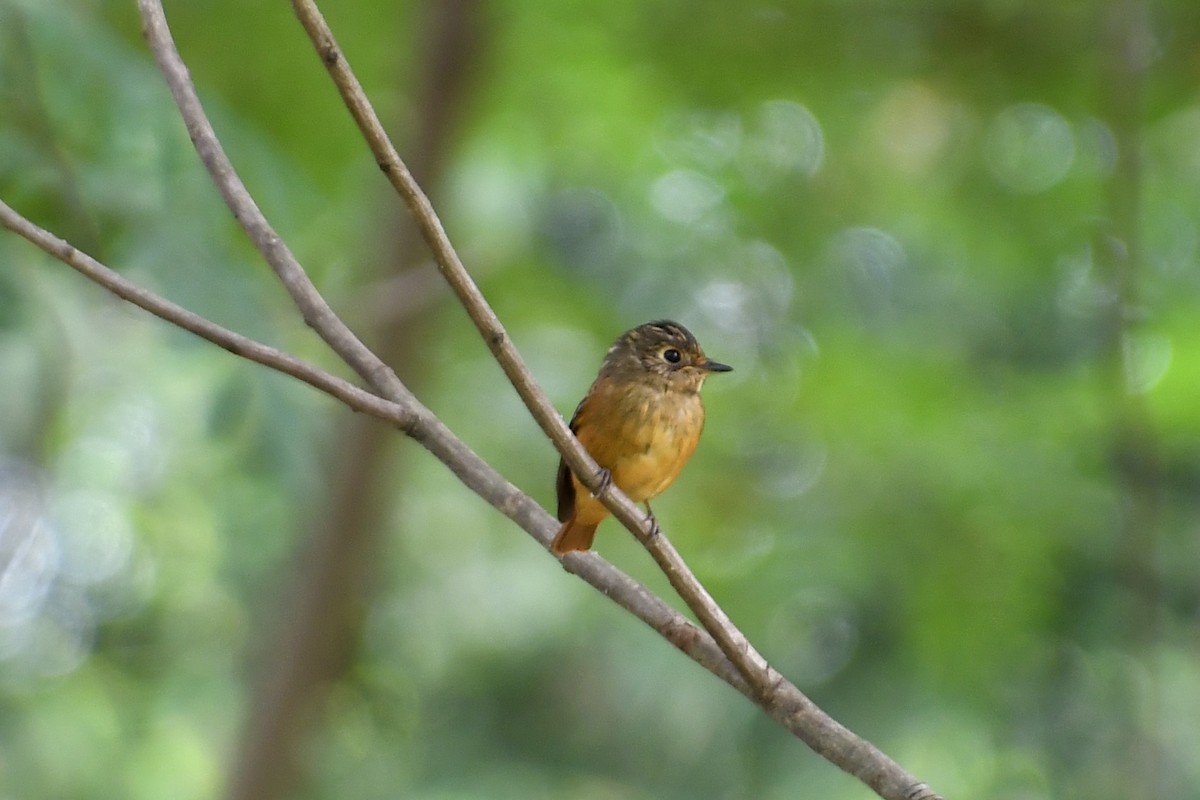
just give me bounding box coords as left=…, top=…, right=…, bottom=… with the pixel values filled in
left=2, top=0, right=1199, bottom=798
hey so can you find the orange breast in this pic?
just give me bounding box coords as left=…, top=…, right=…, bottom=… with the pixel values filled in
left=574, top=380, right=706, bottom=504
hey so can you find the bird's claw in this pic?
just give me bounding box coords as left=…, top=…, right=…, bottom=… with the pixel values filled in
left=593, top=467, right=613, bottom=496
left=644, top=504, right=661, bottom=539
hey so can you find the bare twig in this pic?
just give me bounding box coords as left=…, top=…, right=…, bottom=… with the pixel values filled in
left=0, top=198, right=405, bottom=425
left=286, top=4, right=942, bottom=800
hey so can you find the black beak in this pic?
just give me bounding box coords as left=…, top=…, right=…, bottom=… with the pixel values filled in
left=703, top=359, right=733, bottom=373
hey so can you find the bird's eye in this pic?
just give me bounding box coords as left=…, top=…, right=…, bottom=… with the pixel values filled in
left=662, top=348, right=682, bottom=364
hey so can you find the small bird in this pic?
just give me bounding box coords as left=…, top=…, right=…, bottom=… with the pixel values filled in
left=552, top=320, right=731, bottom=554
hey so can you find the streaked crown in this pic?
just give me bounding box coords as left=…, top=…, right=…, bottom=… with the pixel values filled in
left=600, top=320, right=731, bottom=392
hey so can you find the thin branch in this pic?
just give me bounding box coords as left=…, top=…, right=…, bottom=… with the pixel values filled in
left=287, top=4, right=942, bottom=799
left=0, top=198, right=405, bottom=426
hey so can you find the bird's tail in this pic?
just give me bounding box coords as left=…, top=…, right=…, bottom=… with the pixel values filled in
left=551, top=517, right=598, bottom=555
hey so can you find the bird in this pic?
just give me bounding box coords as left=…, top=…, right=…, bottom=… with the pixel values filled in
left=552, top=320, right=731, bottom=555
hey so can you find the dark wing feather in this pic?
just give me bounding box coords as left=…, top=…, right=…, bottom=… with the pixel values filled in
left=555, top=457, right=574, bottom=522
left=555, top=397, right=587, bottom=521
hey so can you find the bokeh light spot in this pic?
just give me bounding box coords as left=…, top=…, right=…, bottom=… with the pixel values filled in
left=984, top=102, right=1075, bottom=193
left=0, top=465, right=57, bottom=630
left=829, top=226, right=907, bottom=318
left=1123, top=331, right=1173, bottom=395
left=871, top=81, right=957, bottom=176
left=656, top=108, right=743, bottom=168
left=740, top=99, right=824, bottom=183
left=649, top=168, right=726, bottom=224
left=50, top=491, right=133, bottom=586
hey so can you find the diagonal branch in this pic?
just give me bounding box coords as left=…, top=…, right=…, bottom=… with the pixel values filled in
left=287, top=4, right=943, bottom=799
left=0, top=198, right=405, bottom=426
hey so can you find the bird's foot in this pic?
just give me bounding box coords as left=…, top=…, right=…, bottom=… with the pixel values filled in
left=592, top=467, right=613, bottom=496
left=643, top=503, right=661, bottom=539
